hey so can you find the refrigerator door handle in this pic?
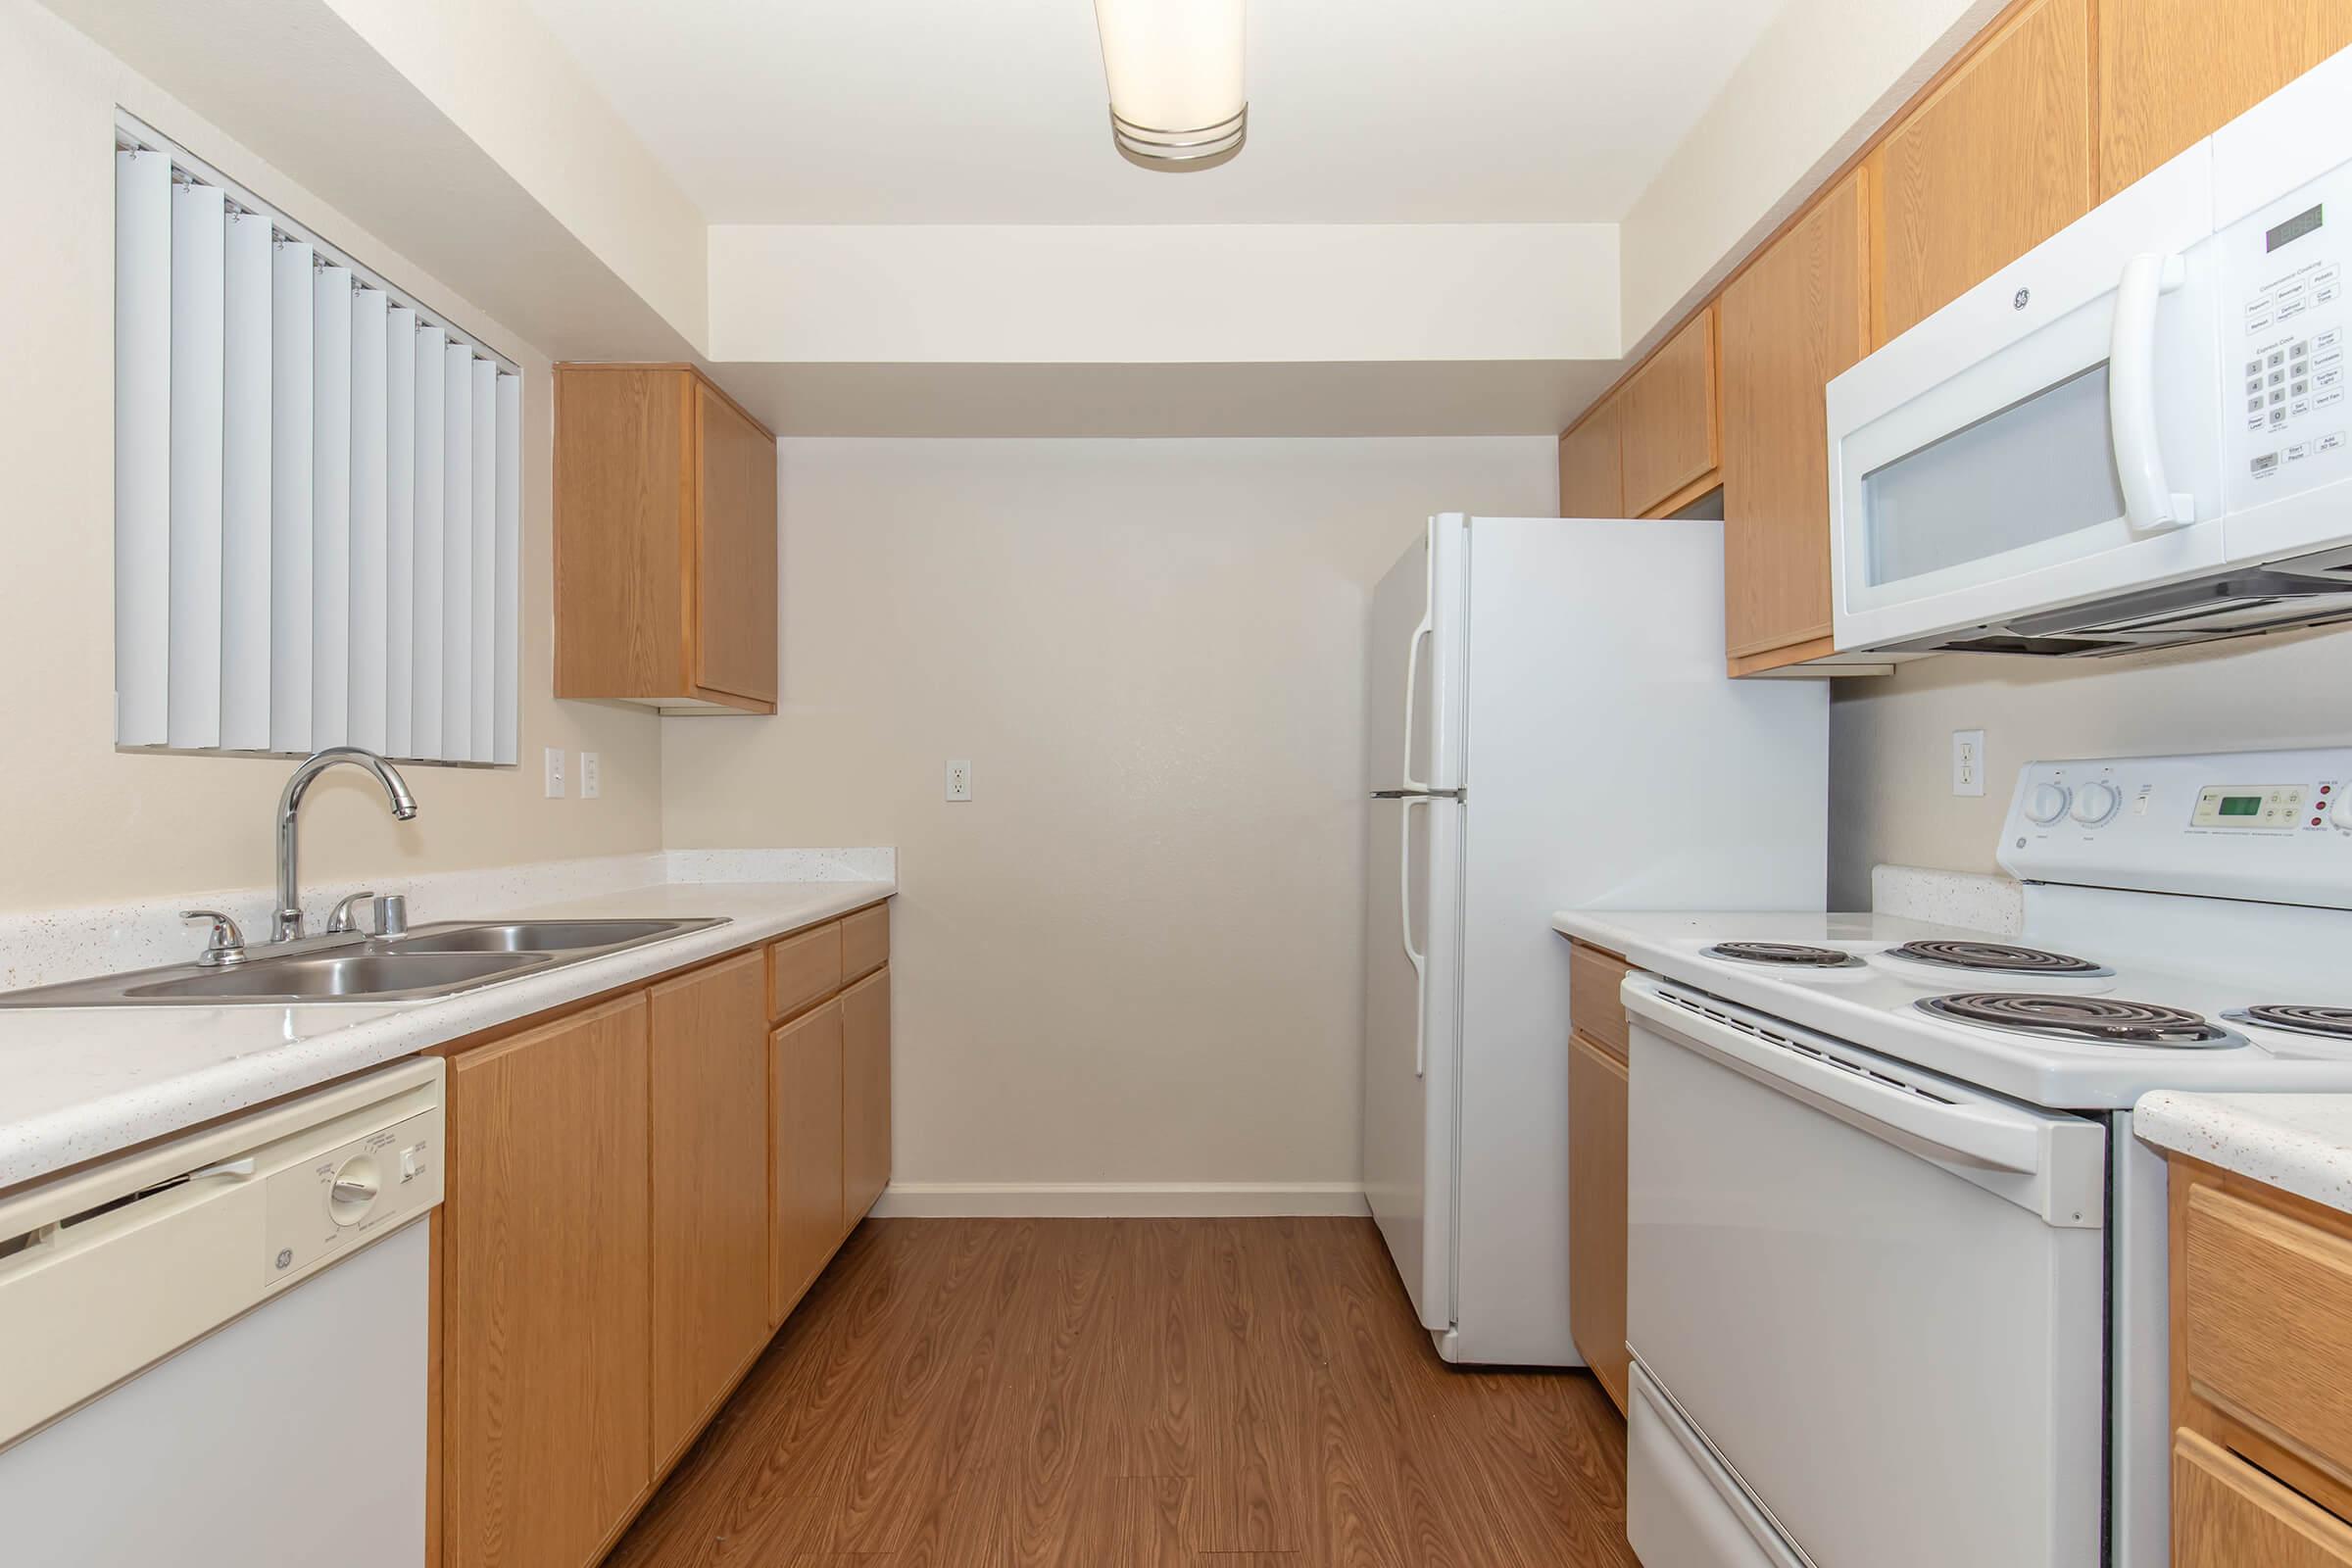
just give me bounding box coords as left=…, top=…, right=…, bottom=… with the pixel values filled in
left=1401, top=794, right=1430, bottom=1078
left=1400, top=526, right=1436, bottom=794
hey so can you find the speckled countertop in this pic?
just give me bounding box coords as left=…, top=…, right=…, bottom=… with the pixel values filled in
left=0, top=873, right=892, bottom=1193
left=2135, top=1091, right=2352, bottom=1213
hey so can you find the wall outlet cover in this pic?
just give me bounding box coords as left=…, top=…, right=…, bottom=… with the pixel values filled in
left=579, top=751, right=600, bottom=799
left=946, top=760, right=973, bottom=802
left=543, top=746, right=566, bottom=799
left=1952, top=729, right=1986, bottom=798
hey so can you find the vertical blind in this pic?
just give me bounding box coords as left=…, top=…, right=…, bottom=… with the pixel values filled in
left=115, top=119, right=520, bottom=766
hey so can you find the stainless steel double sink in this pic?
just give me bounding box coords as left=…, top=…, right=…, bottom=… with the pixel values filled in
left=0, top=917, right=729, bottom=1007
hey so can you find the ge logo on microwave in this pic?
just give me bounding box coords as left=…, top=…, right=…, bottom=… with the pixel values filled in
left=2013, top=287, right=2032, bottom=311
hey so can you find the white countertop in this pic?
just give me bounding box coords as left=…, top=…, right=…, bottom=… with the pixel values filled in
left=2135, top=1091, right=2352, bottom=1214
left=0, top=876, right=892, bottom=1193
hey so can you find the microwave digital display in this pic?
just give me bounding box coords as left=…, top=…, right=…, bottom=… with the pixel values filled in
left=2267, top=204, right=2324, bottom=253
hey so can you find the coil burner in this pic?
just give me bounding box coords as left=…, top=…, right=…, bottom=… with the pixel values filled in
left=1918, top=993, right=2241, bottom=1049
left=1702, top=942, right=1865, bottom=969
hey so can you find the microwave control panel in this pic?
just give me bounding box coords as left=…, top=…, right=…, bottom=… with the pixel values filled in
left=2221, top=161, right=2352, bottom=501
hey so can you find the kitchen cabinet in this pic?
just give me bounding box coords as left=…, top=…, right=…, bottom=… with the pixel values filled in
left=2100, top=0, right=2352, bottom=198
left=843, top=965, right=894, bottom=1225
left=648, top=952, right=773, bottom=1469
left=2169, top=1155, right=2352, bottom=1560
left=443, top=994, right=653, bottom=1568
left=1619, top=308, right=1720, bottom=516
left=1866, top=0, right=2096, bottom=345
left=1720, top=172, right=1871, bottom=673
left=553, top=364, right=778, bottom=713
left=1557, top=395, right=1623, bottom=517
left=771, top=998, right=848, bottom=1324
left=1568, top=1030, right=1630, bottom=1415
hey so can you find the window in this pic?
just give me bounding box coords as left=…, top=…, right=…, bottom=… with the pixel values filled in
left=114, top=116, right=520, bottom=765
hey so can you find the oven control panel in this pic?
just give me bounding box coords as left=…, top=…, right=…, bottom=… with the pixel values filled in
left=2001, top=750, right=2352, bottom=904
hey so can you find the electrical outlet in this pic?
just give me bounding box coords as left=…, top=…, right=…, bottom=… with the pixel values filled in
left=543, top=746, right=566, bottom=799
left=945, top=760, right=972, bottom=803
left=579, top=751, right=601, bottom=799
left=1952, top=730, right=1986, bottom=798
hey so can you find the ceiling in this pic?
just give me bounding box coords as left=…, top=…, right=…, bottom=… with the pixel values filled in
left=517, top=0, right=1792, bottom=225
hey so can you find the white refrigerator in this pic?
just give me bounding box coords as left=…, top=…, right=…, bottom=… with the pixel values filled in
left=1362, top=514, right=1829, bottom=1365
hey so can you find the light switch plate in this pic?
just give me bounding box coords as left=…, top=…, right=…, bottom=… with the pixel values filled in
left=543, top=747, right=566, bottom=799
left=1952, top=730, right=1986, bottom=798
left=579, top=752, right=600, bottom=799
left=946, top=760, right=972, bottom=802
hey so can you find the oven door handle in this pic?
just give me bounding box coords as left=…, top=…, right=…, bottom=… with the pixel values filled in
left=2110, top=250, right=2195, bottom=535
left=1625, top=981, right=2048, bottom=1177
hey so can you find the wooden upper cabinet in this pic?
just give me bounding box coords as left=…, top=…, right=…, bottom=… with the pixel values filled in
left=1721, top=172, right=1870, bottom=669
left=1866, top=0, right=2096, bottom=345
left=648, top=953, right=773, bottom=1469
left=1558, top=396, right=1624, bottom=517
left=443, top=995, right=652, bottom=1568
left=1620, top=309, right=1721, bottom=515
left=554, top=365, right=777, bottom=713
left=2102, top=0, right=2352, bottom=197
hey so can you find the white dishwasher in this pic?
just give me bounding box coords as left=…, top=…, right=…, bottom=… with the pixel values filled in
left=0, top=1057, right=443, bottom=1567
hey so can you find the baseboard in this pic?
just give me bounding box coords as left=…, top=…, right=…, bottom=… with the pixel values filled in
left=867, top=1182, right=1370, bottom=1219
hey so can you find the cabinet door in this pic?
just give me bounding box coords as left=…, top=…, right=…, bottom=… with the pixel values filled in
left=771, top=998, right=847, bottom=1325
left=1867, top=0, right=2095, bottom=344
left=553, top=367, right=689, bottom=701
left=2176, top=1428, right=2352, bottom=1567
left=1568, top=1031, right=1630, bottom=1415
left=2101, top=0, right=2352, bottom=198
left=1721, top=172, right=1870, bottom=666
left=1620, top=308, right=1720, bottom=515
left=1557, top=396, right=1624, bottom=517
left=445, top=995, right=652, bottom=1568
left=843, top=965, right=893, bottom=1224
left=692, top=382, right=777, bottom=706
left=649, top=953, right=773, bottom=1468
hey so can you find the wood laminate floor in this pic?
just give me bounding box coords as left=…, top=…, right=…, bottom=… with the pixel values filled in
left=604, top=1216, right=1636, bottom=1567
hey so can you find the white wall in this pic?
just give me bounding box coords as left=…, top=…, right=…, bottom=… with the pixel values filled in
left=1828, top=626, right=2352, bottom=906
left=0, top=0, right=662, bottom=910
left=660, top=437, right=1557, bottom=1198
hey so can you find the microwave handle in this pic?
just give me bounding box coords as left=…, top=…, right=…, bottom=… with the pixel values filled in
left=2110, top=251, right=2195, bottom=534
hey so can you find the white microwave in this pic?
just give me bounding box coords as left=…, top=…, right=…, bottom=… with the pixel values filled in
left=1826, top=43, right=2352, bottom=658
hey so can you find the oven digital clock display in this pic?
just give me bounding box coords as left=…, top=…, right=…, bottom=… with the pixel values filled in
left=2192, top=784, right=2306, bottom=829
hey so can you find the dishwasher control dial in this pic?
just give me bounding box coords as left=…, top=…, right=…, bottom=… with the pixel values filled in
left=328, top=1154, right=382, bottom=1227
left=2025, top=783, right=2073, bottom=826
left=2070, top=782, right=2122, bottom=826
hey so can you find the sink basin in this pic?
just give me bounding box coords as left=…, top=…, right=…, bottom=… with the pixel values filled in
left=392, top=919, right=696, bottom=954
left=123, top=952, right=547, bottom=1003
left=0, top=914, right=729, bottom=1007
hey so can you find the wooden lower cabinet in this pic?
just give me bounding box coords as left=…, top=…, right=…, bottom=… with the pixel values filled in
left=771, top=997, right=848, bottom=1324
left=843, top=964, right=894, bottom=1224
left=2178, top=1428, right=2352, bottom=1567
left=1568, top=1029, right=1630, bottom=1415
left=443, top=995, right=653, bottom=1568
left=648, top=952, right=773, bottom=1469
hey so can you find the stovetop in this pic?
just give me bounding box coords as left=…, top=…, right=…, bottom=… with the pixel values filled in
left=1548, top=908, right=2352, bottom=1111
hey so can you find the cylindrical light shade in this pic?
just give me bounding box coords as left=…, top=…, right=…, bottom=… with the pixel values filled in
left=1092, top=0, right=1246, bottom=167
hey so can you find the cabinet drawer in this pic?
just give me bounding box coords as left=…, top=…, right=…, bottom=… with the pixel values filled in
left=2176, top=1427, right=2352, bottom=1567
left=1569, top=940, right=1631, bottom=1061
left=2181, top=1180, right=2352, bottom=1483
left=841, top=904, right=889, bottom=984
left=769, top=922, right=842, bottom=1021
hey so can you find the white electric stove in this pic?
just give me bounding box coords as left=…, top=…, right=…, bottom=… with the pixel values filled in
left=1553, top=747, right=2352, bottom=1568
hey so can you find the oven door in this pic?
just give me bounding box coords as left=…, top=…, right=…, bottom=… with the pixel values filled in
left=1624, top=978, right=2108, bottom=1568
left=1828, top=144, right=2227, bottom=653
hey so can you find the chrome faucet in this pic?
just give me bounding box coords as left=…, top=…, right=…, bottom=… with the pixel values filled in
left=274, top=748, right=418, bottom=942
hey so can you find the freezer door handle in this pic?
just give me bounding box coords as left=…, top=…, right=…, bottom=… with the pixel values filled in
left=1400, top=523, right=1435, bottom=794
left=1401, top=795, right=1429, bottom=1078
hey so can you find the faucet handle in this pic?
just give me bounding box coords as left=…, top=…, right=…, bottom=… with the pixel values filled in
left=181, top=909, right=248, bottom=967
left=373, top=894, right=410, bottom=938
left=325, top=891, right=378, bottom=935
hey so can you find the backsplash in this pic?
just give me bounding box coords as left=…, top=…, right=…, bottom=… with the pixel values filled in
left=0, top=848, right=896, bottom=990
left=1870, top=863, right=2023, bottom=934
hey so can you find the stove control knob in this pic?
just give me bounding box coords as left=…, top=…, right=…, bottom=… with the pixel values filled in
left=2071, top=782, right=2122, bottom=826
left=2025, top=782, right=2073, bottom=826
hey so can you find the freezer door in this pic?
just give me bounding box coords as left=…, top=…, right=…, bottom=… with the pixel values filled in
left=1366, top=515, right=1467, bottom=793
left=1360, top=792, right=1459, bottom=1333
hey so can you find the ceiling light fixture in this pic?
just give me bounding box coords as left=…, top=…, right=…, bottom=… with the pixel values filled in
left=1091, top=0, right=1247, bottom=171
